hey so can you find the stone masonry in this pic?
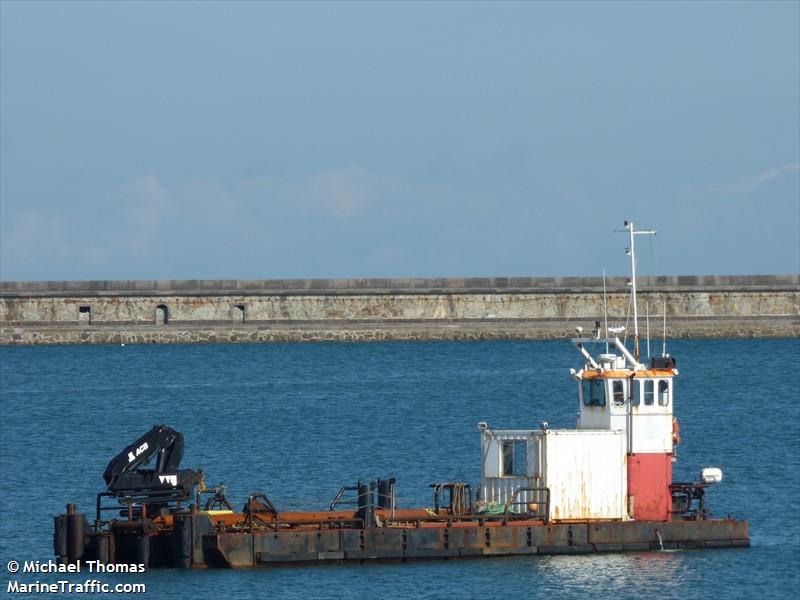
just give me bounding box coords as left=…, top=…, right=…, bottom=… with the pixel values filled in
left=1, top=275, right=798, bottom=345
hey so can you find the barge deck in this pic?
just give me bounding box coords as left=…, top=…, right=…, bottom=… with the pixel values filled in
left=55, top=499, right=749, bottom=568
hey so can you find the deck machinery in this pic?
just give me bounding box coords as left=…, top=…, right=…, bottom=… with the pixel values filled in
left=53, top=223, right=749, bottom=567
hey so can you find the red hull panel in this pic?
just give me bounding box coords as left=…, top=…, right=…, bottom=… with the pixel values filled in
left=627, top=453, right=672, bottom=521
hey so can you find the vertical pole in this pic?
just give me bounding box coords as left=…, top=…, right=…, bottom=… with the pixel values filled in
left=602, top=269, right=609, bottom=354
left=622, top=221, right=655, bottom=364
left=628, top=222, right=639, bottom=361
left=136, top=535, right=150, bottom=567
left=65, top=503, right=86, bottom=565
left=357, top=481, right=374, bottom=528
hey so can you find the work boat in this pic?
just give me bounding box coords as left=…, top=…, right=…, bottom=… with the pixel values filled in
left=479, top=221, right=738, bottom=530
left=53, top=222, right=748, bottom=568
left=479, top=329, right=684, bottom=524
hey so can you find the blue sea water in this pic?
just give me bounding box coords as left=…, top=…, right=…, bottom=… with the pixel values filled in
left=0, top=338, right=798, bottom=599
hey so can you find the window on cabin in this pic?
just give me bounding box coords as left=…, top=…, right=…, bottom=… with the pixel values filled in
left=582, top=379, right=606, bottom=407
left=631, top=380, right=641, bottom=406
left=612, top=380, right=625, bottom=406
left=658, top=380, right=670, bottom=406
left=501, top=440, right=527, bottom=477
left=643, top=380, right=655, bottom=405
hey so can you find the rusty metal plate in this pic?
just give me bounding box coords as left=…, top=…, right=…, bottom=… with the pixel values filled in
left=205, top=533, right=252, bottom=568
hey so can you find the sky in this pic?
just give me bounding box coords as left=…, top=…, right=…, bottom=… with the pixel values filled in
left=1, top=0, right=798, bottom=281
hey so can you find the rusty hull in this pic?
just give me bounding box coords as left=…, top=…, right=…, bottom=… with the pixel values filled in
left=58, top=503, right=748, bottom=568
left=190, top=518, right=749, bottom=567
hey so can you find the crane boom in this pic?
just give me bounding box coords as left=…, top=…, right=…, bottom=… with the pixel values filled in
left=102, top=424, right=201, bottom=504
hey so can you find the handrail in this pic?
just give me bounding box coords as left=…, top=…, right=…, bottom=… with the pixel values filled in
left=329, top=486, right=359, bottom=511
left=502, top=487, right=550, bottom=522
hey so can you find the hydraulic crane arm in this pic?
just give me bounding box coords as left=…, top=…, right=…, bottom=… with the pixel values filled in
left=102, top=424, right=200, bottom=503
left=102, top=425, right=185, bottom=486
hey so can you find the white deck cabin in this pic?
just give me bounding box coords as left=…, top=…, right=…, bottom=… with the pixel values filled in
left=478, top=222, right=682, bottom=522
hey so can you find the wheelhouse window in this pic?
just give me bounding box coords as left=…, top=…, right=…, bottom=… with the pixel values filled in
left=582, top=379, right=606, bottom=407
left=631, top=380, right=641, bottom=406
left=658, top=380, right=670, bottom=406
left=612, top=380, right=625, bottom=406
left=501, top=440, right=527, bottom=477
left=643, top=380, right=655, bottom=405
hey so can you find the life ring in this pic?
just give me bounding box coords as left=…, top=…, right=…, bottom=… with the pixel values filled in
left=672, top=417, right=681, bottom=446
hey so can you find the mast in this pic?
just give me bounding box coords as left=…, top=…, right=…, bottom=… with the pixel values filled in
left=603, top=269, right=609, bottom=354
left=622, top=221, right=656, bottom=362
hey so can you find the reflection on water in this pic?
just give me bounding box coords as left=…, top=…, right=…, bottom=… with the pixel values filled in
left=537, top=552, right=686, bottom=596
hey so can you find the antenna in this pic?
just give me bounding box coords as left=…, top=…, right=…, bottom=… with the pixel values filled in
left=662, top=299, right=668, bottom=357
left=603, top=269, right=609, bottom=354
left=646, top=300, right=651, bottom=360
left=617, top=221, right=656, bottom=362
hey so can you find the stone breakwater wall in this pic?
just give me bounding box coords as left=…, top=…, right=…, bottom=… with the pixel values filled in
left=1, top=275, right=798, bottom=345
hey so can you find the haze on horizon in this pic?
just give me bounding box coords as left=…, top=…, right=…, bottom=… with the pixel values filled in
left=1, top=1, right=798, bottom=282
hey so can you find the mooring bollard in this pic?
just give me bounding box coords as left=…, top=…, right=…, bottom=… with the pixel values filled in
left=65, top=503, right=87, bottom=564
left=357, top=481, right=375, bottom=528
left=172, top=512, right=193, bottom=568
